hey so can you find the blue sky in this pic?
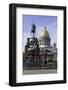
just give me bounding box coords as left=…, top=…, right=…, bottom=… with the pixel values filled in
left=22, top=15, right=57, bottom=51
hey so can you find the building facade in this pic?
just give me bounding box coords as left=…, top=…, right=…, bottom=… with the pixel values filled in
left=23, top=22, right=57, bottom=69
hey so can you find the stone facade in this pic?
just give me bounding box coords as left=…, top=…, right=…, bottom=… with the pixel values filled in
left=23, top=22, right=57, bottom=70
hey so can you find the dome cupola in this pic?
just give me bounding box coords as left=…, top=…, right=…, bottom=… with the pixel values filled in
left=40, top=26, right=49, bottom=38
left=39, top=26, right=51, bottom=47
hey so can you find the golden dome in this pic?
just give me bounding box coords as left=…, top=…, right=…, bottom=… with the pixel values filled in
left=40, top=27, right=49, bottom=38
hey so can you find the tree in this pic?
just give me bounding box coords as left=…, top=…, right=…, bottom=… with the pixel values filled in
left=48, top=59, right=53, bottom=64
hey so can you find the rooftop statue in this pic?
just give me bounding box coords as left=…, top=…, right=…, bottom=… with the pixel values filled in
left=31, top=21, right=36, bottom=35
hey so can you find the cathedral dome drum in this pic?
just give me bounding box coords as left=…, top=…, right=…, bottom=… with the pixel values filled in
left=39, top=26, right=51, bottom=47
left=40, top=26, right=49, bottom=38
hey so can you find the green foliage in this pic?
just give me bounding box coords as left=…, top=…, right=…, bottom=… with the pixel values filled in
left=48, top=59, right=53, bottom=64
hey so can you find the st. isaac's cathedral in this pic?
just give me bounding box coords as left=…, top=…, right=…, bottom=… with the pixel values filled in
left=23, top=22, right=57, bottom=70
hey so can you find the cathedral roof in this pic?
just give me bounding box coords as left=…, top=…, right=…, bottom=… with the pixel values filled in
left=40, top=26, right=49, bottom=38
